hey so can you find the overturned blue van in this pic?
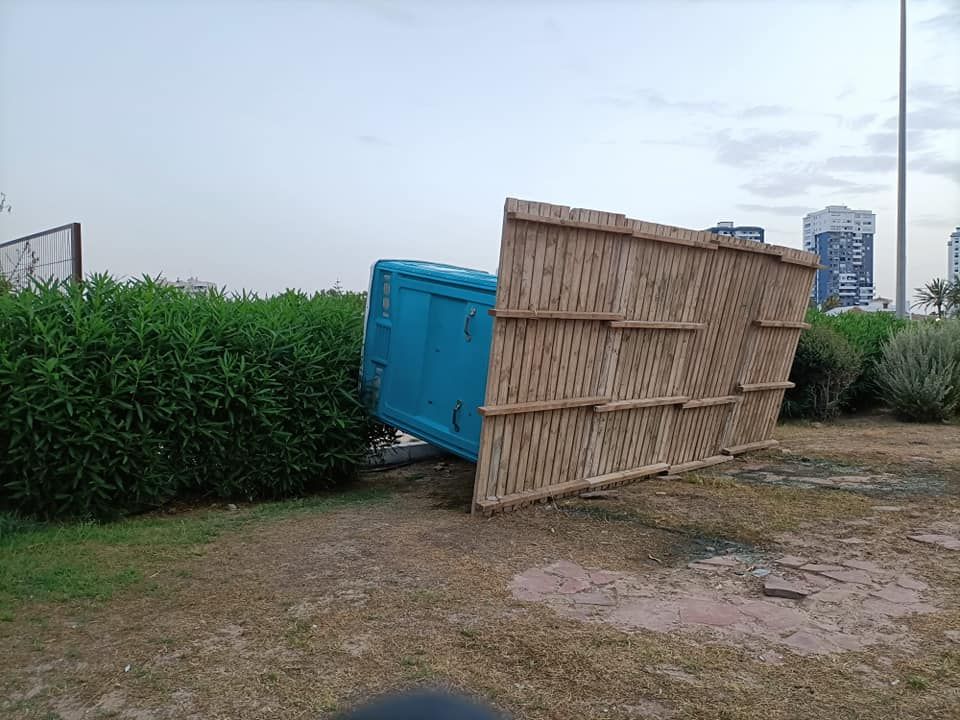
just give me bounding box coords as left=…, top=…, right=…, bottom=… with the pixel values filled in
left=361, top=260, right=497, bottom=461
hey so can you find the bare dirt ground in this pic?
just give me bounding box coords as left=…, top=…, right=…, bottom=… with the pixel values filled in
left=3, top=416, right=959, bottom=719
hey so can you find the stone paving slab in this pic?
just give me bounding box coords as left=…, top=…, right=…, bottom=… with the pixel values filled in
left=907, top=533, right=960, bottom=550
left=724, top=460, right=949, bottom=496
left=509, top=553, right=938, bottom=657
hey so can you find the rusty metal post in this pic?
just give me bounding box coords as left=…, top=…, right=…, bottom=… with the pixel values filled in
left=71, top=222, right=82, bottom=283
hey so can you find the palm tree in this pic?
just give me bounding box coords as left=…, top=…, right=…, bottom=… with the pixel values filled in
left=947, top=278, right=960, bottom=318
left=914, top=278, right=950, bottom=318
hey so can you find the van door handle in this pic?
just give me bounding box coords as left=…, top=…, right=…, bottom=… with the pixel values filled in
left=452, top=399, right=462, bottom=432
left=464, top=307, right=477, bottom=342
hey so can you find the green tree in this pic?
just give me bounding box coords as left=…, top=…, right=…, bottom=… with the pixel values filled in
left=914, top=278, right=950, bottom=319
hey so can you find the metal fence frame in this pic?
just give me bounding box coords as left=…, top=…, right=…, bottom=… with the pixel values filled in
left=0, top=222, right=82, bottom=288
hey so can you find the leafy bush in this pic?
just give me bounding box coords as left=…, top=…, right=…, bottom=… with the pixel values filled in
left=813, top=311, right=909, bottom=411
left=0, top=276, right=393, bottom=519
left=876, top=320, right=960, bottom=422
left=782, top=322, right=862, bottom=420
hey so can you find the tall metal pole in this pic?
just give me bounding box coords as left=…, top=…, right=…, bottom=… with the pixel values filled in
left=895, top=0, right=908, bottom=318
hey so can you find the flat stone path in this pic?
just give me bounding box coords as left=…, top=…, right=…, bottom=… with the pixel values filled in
left=510, top=554, right=937, bottom=656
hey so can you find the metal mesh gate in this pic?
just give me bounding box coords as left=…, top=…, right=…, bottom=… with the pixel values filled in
left=0, top=223, right=82, bottom=290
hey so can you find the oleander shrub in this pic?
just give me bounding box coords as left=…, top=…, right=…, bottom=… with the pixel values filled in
left=782, top=321, right=862, bottom=420
left=876, top=320, right=960, bottom=422
left=0, top=275, right=393, bottom=519
left=818, top=311, right=909, bottom=411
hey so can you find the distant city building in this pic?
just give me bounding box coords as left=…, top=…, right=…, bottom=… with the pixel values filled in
left=803, top=206, right=875, bottom=308
left=705, top=221, right=765, bottom=243
left=824, top=297, right=893, bottom=315
left=949, top=227, right=960, bottom=281
left=160, top=276, right=217, bottom=295
left=825, top=297, right=929, bottom=319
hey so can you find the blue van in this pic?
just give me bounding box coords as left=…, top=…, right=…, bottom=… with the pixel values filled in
left=361, top=260, right=497, bottom=461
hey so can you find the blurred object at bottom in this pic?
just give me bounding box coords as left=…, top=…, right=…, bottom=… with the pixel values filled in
left=337, top=690, right=504, bottom=719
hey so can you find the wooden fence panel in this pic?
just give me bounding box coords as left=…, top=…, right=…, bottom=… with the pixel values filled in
left=473, top=198, right=818, bottom=513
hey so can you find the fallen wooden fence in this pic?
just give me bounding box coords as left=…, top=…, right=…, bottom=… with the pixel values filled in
left=472, top=198, right=818, bottom=513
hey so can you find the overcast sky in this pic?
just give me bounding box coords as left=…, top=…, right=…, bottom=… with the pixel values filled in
left=1, top=0, right=957, bottom=296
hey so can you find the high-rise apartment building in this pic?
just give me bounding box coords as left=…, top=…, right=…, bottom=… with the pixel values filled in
left=949, top=227, right=960, bottom=281
left=802, top=206, right=875, bottom=307
left=705, top=221, right=765, bottom=243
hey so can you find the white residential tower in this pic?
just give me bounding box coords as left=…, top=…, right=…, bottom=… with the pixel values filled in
left=949, top=227, right=960, bottom=281
left=802, top=206, right=876, bottom=307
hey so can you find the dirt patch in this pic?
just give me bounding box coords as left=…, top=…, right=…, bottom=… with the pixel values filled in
left=3, top=424, right=960, bottom=720
left=775, top=415, right=960, bottom=480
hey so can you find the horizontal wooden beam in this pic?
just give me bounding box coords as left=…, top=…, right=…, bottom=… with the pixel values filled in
left=594, top=396, right=689, bottom=413
left=580, top=463, right=671, bottom=486
left=753, top=319, right=811, bottom=330
left=476, top=478, right=592, bottom=512
left=630, top=230, right=718, bottom=251
left=609, top=320, right=706, bottom=330
left=507, top=210, right=635, bottom=236
left=478, top=395, right=609, bottom=417
left=779, top=254, right=824, bottom=269
left=490, top=309, right=624, bottom=321
left=681, top=395, right=742, bottom=409
left=670, top=455, right=734, bottom=474
left=722, top=439, right=780, bottom=455
left=711, top=236, right=784, bottom=256
left=506, top=211, right=717, bottom=252
left=738, top=381, right=795, bottom=392
left=474, top=463, right=669, bottom=513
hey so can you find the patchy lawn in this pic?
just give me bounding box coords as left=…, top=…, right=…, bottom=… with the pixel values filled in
left=2, top=416, right=959, bottom=719
left=774, top=414, right=960, bottom=478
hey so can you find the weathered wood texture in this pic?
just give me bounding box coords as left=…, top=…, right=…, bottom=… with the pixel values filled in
left=473, top=198, right=817, bottom=513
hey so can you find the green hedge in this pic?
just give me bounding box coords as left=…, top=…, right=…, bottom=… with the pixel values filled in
left=782, top=310, right=910, bottom=420
left=809, top=311, right=908, bottom=411
left=0, top=276, right=393, bottom=519
left=782, top=321, right=862, bottom=420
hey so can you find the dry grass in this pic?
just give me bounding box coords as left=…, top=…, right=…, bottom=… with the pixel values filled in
left=775, top=414, right=960, bottom=479
left=2, top=417, right=960, bottom=719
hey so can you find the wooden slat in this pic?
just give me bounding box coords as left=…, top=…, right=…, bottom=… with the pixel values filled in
left=593, top=396, right=689, bottom=413
left=670, top=454, right=734, bottom=474
left=711, top=235, right=784, bottom=256
left=722, top=439, right=779, bottom=455
left=475, top=462, right=668, bottom=513
left=490, top=308, right=624, bottom=321
left=738, top=381, right=795, bottom=392
left=681, top=395, right=742, bottom=409
left=580, top=463, right=671, bottom=486
left=780, top=254, right=824, bottom=268
left=478, top=396, right=608, bottom=418
left=475, top=478, right=592, bottom=512
left=753, top=319, right=811, bottom=329
left=609, top=320, right=706, bottom=330
left=507, top=210, right=635, bottom=236
left=507, top=210, right=719, bottom=251
left=631, top=230, right=717, bottom=251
